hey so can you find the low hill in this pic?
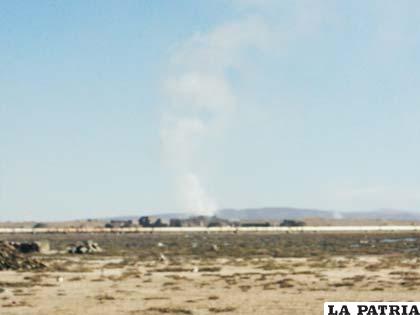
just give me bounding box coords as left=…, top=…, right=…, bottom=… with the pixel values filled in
left=216, top=207, right=334, bottom=221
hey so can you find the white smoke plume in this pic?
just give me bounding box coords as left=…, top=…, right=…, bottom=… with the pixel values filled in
left=160, top=16, right=270, bottom=215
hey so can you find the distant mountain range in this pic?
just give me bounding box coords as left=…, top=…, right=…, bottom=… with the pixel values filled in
left=110, top=207, right=420, bottom=222
left=216, top=207, right=420, bottom=221
left=342, top=209, right=420, bottom=221
left=216, top=207, right=333, bottom=221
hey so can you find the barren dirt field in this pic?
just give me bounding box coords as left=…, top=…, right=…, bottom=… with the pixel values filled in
left=1, top=233, right=420, bottom=315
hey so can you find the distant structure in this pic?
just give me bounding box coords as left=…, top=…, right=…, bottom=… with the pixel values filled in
left=137, top=215, right=234, bottom=228
left=170, top=216, right=233, bottom=227
left=279, top=219, right=305, bottom=227
left=239, top=220, right=273, bottom=227
left=169, top=218, right=182, bottom=227
left=103, top=215, right=306, bottom=228
left=33, top=222, right=48, bottom=229
left=176, top=216, right=207, bottom=227
left=138, top=216, right=169, bottom=227
left=105, top=220, right=135, bottom=228
left=207, top=219, right=232, bottom=227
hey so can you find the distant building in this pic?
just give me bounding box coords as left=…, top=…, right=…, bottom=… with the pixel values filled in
left=169, top=216, right=233, bottom=227
left=279, top=219, right=305, bottom=227
left=105, top=220, right=135, bottom=228
left=139, top=216, right=168, bottom=227
left=179, top=216, right=207, bottom=227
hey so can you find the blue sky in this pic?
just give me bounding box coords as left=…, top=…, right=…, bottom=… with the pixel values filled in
left=1, top=1, right=420, bottom=221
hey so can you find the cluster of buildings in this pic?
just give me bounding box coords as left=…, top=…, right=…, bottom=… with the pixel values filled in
left=104, top=216, right=305, bottom=228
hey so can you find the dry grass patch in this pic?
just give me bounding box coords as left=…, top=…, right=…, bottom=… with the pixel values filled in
left=162, top=282, right=177, bottom=286
left=239, top=285, right=251, bottom=292
left=95, top=293, right=116, bottom=302
left=277, top=278, right=294, bottom=288
left=165, top=275, right=188, bottom=281
left=257, top=261, right=290, bottom=271
left=2, top=300, right=31, bottom=308
left=0, top=281, right=36, bottom=289
left=91, top=277, right=106, bottom=282
left=209, top=306, right=237, bottom=313
left=152, top=267, right=192, bottom=273
left=198, top=267, right=221, bottom=272
left=146, top=307, right=192, bottom=314
left=68, top=276, right=84, bottom=281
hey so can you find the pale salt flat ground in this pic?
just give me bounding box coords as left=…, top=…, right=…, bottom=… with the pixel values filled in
left=1, top=256, right=420, bottom=315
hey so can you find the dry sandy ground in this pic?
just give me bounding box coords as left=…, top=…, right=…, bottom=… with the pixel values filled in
left=1, top=255, right=420, bottom=315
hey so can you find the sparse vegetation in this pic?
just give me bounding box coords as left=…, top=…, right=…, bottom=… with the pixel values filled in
left=146, top=307, right=192, bottom=314
left=2, top=231, right=420, bottom=314
left=3, top=232, right=420, bottom=259
left=209, top=307, right=237, bottom=313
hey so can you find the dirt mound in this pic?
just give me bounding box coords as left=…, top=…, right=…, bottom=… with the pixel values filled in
left=0, top=241, right=46, bottom=271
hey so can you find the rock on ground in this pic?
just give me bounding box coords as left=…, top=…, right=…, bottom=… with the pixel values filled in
left=67, top=240, right=103, bottom=254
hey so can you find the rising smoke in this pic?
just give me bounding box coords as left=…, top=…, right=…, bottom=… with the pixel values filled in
left=160, top=16, right=270, bottom=215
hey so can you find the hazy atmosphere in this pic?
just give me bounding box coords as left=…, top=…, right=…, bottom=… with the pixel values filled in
left=2, top=1, right=420, bottom=221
